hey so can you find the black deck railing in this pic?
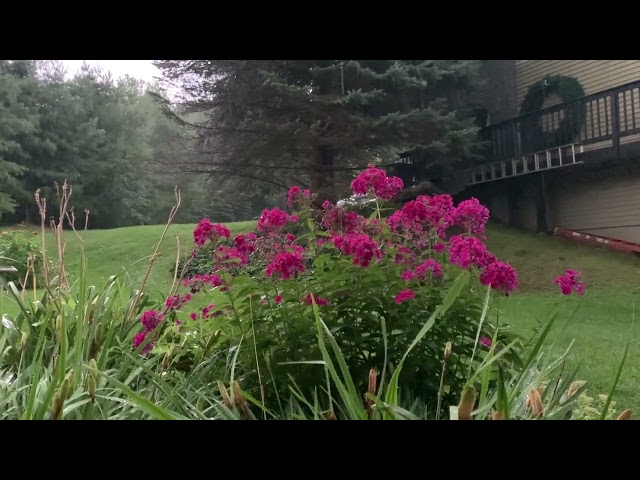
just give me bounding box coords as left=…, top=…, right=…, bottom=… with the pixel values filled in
left=484, top=80, right=640, bottom=163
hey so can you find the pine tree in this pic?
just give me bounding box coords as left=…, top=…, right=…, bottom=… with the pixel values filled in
left=155, top=60, right=483, bottom=200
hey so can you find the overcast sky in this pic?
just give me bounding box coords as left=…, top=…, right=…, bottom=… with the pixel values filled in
left=61, top=60, right=161, bottom=83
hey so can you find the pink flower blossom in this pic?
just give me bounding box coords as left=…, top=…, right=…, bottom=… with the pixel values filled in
left=332, top=233, right=382, bottom=268
left=274, top=295, right=283, bottom=304
left=165, top=293, right=192, bottom=310
left=351, top=166, right=404, bottom=200
left=286, top=233, right=297, bottom=243
left=387, top=194, right=455, bottom=240
left=448, top=235, right=494, bottom=270
left=234, top=234, right=256, bottom=255
left=133, top=331, right=154, bottom=354
left=480, top=336, right=492, bottom=348
left=183, top=273, right=225, bottom=293
left=401, top=270, right=417, bottom=281
left=189, top=312, right=197, bottom=321
left=140, top=310, right=163, bottom=331
left=394, top=289, right=416, bottom=304
left=434, top=242, right=446, bottom=253
left=257, top=208, right=298, bottom=232
left=453, top=198, right=490, bottom=235
left=553, top=269, right=585, bottom=296
left=480, top=260, right=519, bottom=295
left=287, top=186, right=312, bottom=209
left=202, top=303, right=220, bottom=319
left=415, top=259, right=443, bottom=278
left=322, top=207, right=364, bottom=235
left=265, top=247, right=306, bottom=280
left=193, top=219, right=231, bottom=246
left=394, top=246, right=417, bottom=266
left=303, top=293, right=330, bottom=306
left=322, top=200, right=333, bottom=210
left=212, top=245, right=249, bottom=271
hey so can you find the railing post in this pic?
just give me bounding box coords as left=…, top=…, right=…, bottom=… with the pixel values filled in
left=611, top=92, right=621, bottom=157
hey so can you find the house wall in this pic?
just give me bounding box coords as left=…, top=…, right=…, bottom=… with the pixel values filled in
left=515, top=60, right=640, bottom=107
left=551, top=164, right=640, bottom=243
left=467, top=62, right=640, bottom=244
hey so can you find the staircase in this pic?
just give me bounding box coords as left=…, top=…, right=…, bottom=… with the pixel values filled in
left=468, top=144, right=584, bottom=186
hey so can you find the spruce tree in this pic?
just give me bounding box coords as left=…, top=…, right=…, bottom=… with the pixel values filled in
left=155, top=60, right=483, bottom=200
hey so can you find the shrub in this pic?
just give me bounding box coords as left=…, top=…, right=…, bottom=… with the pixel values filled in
left=0, top=229, right=44, bottom=286
left=145, top=166, right=525, bottom=417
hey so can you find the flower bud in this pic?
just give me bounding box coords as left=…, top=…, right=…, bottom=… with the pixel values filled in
left=86, top=375, right=97, bottom=403
left=444, top=341, right=452, bottom=361
left=20, top=331, right=28, bottom=350
left=218, top=381, right=233, bottom=410
left=491, top=410, right=506, bottom=420
left=232, top=381, right=251, bottom=419
left=457, top=386, right=476, bottom=420
left=526, top=388, right=544, bottom=418
left=616, top=409, right=632, bottom=420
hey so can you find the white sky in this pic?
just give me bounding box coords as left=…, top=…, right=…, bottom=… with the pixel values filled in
left=61, top=60, right=161, bottom=83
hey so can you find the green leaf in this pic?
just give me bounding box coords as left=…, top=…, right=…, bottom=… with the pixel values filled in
left=600, top=338, right=630, bottom=420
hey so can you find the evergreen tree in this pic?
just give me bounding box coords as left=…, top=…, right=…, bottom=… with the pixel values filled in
left=155, top=60, right=483, bottom=199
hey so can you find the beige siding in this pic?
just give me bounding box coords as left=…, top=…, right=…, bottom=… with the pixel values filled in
left=552, top=171, right=640, bottom=243
left=516, top=60, right=640, bottom=107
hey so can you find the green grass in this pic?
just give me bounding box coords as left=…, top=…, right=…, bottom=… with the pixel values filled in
left=485, top=224, right=640, bottom=413
left=2, top=220, right=639, bottom=413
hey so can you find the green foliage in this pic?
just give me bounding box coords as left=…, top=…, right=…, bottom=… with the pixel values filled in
left=0, top=193, right=631, bottom=420
left=174, top=246, right=214, bottom=278
left=519, top=74, right=586, bottom=152
left=570, top=392, right=619, bottom=420
left=157, top=199, right=517, bottom=417
left=155, top=60, right=485, bottom=198
left=0, top=61, right=221, bottom=229
left=0, top=229, right=43, bottom=285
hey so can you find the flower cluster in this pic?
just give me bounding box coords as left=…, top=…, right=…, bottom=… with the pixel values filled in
left=303, top=293, right=330, bottom=306
left=265, top=246, right=306, bottom=280
left=189, top=303, right=221, bottom=321
left=448, top=235, right=494, bottom=270
left=388, top=194, right=456, bottom=240
left=183, top=273, right=225, bottom=293
left=257, top=208, right=299, bottom=233
left=287, top=186, right=312, bottom=209
left=332, top=233, right=382, bottom=268
left=554, top=269, right=585, bottom=295
left=234, top=233, right=256, bottom=255
left=453, top=198, right=490, bottom=235
left=351, top=165, right=404, bottom=200
left=165, top=293, right=192, bottom=310
left=321, top=204, right=365, bottom=235
left=479, top=260, right=519, bottom=295
left=133, top=310, right=164, bottom=354
left=212, top=245, right=250, bottom=271
left=193, top=219, right=231, bottom=246
left=395, top=289, right=416, bottom=304
left=142, top=161, right=595, bottom=371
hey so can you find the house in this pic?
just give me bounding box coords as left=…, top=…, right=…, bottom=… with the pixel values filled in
left=465, top=60, right=640, bottom=245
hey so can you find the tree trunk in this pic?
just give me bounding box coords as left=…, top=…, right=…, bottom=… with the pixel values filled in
left=311, top=145, right=337, bottom=203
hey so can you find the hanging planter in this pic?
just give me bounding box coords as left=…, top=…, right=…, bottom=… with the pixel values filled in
left=519, top=74, right=586, bottom=153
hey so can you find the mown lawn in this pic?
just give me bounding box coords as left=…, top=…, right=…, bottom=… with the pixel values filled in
left=2, top=221, right=639, bottom=411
